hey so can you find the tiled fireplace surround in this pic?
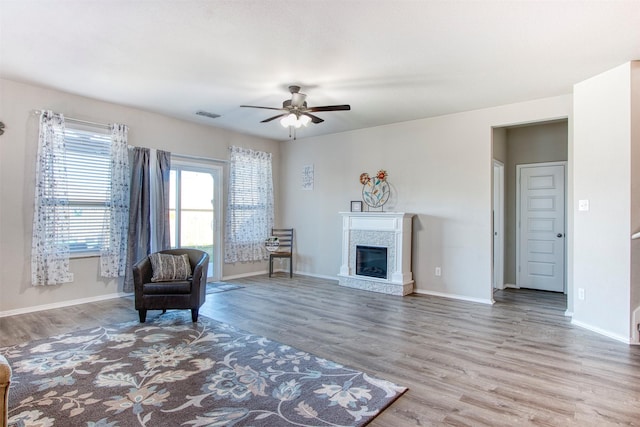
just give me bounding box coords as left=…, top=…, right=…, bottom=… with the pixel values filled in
left=338, top=212, right=414, bottom=296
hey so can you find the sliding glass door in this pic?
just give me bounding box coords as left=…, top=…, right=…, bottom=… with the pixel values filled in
left=169, top=160, right=222, bottom=280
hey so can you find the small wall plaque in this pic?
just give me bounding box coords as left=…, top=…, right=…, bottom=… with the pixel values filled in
left=302, top=164, right=314, bottom=190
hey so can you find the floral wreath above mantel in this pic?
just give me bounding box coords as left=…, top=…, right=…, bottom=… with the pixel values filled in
left=359, top=169, right=390, bottom=209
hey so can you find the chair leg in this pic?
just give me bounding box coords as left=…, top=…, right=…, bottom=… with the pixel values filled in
left=289, top=258, right=293, bottom=278
left=269, top=257, right=273, bottom=278
left=138, top=309, right=147, bottom=323
left=191, top=309, right=199, bottom=322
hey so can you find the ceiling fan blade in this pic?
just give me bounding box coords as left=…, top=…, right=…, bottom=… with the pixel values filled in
left=307, top=104, right=351, bottom=112
left=302, top=112, right=324, bottom=124
left=240, top=105, right=286, bottom=111
left=261, top=114, right=287, bottom=123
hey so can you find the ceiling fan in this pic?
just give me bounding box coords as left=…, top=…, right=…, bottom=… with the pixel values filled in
left=240, top=85, right=350, bottom=134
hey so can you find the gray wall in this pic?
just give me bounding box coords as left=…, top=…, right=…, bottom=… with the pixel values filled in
left=632, top=62, right=640, bottom=341
left=279, top=96, right=571, bottom=304
left=573, top=61, right=638, bottom=342
left=0, top=78, right=280, bottom=314
left=492, top=127, right=507, bottom=164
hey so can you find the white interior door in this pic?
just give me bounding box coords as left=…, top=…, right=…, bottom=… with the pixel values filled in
left=517, top=163, right=566, bottom=292
left=493, top=160, right=505, bottom=290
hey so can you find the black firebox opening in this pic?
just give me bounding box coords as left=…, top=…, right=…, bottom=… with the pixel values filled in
left=356, top=245, right=388, bottom=279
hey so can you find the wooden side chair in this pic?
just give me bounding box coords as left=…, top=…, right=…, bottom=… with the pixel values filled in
left=269, top=228, right=294, bottom=278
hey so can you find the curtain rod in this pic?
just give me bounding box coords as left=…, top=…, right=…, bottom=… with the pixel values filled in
left=33, top=110, right=229, bottom=164
left=171, top=152, right=228, bottom=164
left=33, top=109, right=111, bottom=130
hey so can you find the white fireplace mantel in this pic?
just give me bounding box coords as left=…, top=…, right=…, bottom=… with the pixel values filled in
left=338, top=212, right=414, bottom=296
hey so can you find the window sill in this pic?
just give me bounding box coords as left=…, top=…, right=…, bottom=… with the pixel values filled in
left=70, top=252, right=100, bottom=260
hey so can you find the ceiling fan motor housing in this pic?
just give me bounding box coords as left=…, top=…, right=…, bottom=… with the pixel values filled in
left=282, top=99, right=308, bottom=110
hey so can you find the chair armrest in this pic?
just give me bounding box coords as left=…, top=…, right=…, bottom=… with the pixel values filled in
left=190, top=253, right=210, bottom=291
left=133, top=257, right=152, bottom=293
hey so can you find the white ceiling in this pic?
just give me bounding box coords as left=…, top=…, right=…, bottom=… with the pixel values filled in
left=1, top=1, right=639, bottom=141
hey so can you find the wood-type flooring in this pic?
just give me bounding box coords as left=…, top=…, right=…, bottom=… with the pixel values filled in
left=1, top=275, right=639, bottom=426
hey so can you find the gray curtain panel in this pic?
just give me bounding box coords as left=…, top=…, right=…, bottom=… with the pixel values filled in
left=123, top=148, right=172, bottom=293
left=155, top=150, right=171, bottom=251
left=124, top=147, right=150, bottom=292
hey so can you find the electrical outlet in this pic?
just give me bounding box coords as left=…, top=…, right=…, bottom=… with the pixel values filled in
left=435, top=267, right=441, bottom=277
left=578, top=288, right=585, bottom=300
left=578, top=200, right=590, bottom=211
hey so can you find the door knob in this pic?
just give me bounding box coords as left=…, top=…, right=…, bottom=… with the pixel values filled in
left=557, top=233, right=563, bottom=238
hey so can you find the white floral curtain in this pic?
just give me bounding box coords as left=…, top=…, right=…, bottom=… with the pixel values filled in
left=31, top=111, right=74, bottom=286
left=100, top=124, right=130, bottom=277
left=225, top=146, right=274, bottom=263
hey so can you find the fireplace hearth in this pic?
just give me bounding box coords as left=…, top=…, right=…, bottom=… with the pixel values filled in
left=338, top=212, right=414, bottom=296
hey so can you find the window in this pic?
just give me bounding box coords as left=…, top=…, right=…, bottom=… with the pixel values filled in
left=32, top=111, right=129, bottom=285
left=170, top=160, right=223, bottom=279
left=55, top=125, right=112, bottom=255
left=224, top=146, right=274, bottom=263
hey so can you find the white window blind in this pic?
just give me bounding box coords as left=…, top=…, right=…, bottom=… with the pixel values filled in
left=228, top=162, right=265, bottom=241
left=56, top=126, right=112, bottom=254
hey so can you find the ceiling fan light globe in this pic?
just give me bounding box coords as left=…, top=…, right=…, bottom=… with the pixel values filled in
left=280, top=113, right=297, bottom=128
left=300, top=115, right=311, bottom=127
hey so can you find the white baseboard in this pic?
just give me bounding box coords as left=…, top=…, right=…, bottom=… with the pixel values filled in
left=571, top=319, right=630, bottom=344
left=0, top=292, right=132, bottom=318
left=222, top=270, right=268, bottom=280
left=413, top=289, right=494, bottom=305
left=300, top=272, right=340, bottom=281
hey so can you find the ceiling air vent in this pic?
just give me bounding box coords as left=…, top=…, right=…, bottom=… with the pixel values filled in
left=196, top=110, right=221, bottom=119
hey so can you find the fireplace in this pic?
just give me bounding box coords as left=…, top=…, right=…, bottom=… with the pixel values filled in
left=338, top=212, right=414, bottom=296
left=356, top=245, right=388, bottom=279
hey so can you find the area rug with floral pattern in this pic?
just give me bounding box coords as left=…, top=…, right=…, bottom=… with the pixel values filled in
left=1, top=312, right=406, bottom=426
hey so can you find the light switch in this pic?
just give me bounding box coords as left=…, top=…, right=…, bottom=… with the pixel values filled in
left=578, top=200, right=589, bottom=211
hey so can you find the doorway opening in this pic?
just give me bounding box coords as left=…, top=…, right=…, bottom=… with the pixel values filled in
left=169, top=159, right=223, bottom=281
left=491, top=120, right=569, bottom=304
